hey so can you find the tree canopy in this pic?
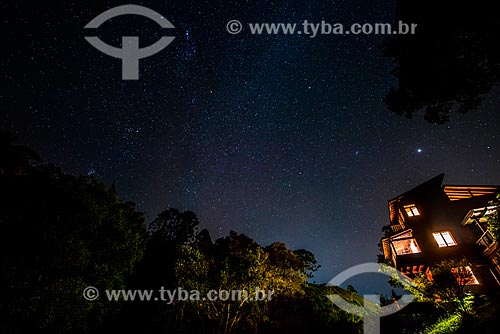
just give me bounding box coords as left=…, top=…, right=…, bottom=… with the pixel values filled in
left=384, top=0, right=500, bottom=123
left=1, top=133, right=361, bottom=334
left=0, top=165, right=148, bottom=333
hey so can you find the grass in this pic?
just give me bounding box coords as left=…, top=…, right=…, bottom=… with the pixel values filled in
left=424, top=313, right=461, bottom=334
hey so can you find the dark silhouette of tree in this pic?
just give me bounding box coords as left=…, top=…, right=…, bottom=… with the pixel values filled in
left=384, top=0, right=500, bottom=123
left=346, top=285, right=357, bottom=294
left=293, top=248, right=321, bottom=279
left=110, top=208, right=204, bottom=333
left=0, top=135, right=368, bottom=334
left=264, top=284, right=366, bottom=334
left=0, top=164, right=147, bottom=333
left=0, top=131, right=40, bottom=174
left=195, top=228, right=213, bottom=252
left=141, top=208, right=202, bottom=292
left=149, top=208, right=200, bottom=245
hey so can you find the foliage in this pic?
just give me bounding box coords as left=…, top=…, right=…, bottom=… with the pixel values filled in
left=383, top=0, right=500, bottom=123
left=486, top=194, right=500, bottom=242
left=293, top=248, right=321, bottom=279
left=111, top=208, right=329, bottom=334
left=0, top=165, right=148, bottom=333
left=109, top=208, right=208, bottom=333
left=149, top=208, right=200, bottom=245
left=409, top=259, right=477, bottom=315
left=0, top=130, right=40, bottom=174
left=174, top=234, right=312, bottom=334
left=346, top=285, right=357, bottom=294
left=421, top=294, right=500, bottom=334
left=424, top=313, right=462, bottom=334
left=262, top=284, right=366, bottom=334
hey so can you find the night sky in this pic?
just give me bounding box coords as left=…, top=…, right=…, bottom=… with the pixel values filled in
left=2, top=0, right=500, bottom=292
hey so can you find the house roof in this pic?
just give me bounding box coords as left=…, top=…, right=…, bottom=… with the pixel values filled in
left=443, top=185, right=500, bottom=201
left=388, top=174, right=445, bottom=224
left=388, top=174, right=445, bottom=204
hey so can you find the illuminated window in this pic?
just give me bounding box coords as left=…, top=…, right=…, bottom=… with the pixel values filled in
left=391, top=231, right=422, bottom=255
left=452, top=266, right=479, bottom=285
left=432, top=231, right=457, bottom=247
left=404, top=204, right=420, bottom=217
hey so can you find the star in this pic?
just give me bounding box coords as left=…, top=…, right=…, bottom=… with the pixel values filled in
left=2, top=0, right=500, bottom=291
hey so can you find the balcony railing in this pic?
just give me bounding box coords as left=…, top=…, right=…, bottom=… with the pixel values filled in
left=476, top=230, right=495, bottom=249
left=391, top=224, right=404, bottom=233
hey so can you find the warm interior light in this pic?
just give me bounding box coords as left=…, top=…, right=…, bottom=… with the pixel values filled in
left=404, top=204, right=420, bottom=217
left=392, top=235, right=422, bottom=255
left=452, top=266, right=479, bottom=285
left=410, top=239, right=419, bottom=253
left=433, top=231, right=457, bottom=247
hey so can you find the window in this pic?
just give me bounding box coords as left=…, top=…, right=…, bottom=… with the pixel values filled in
left=392, top=239, right=421, bottom=255
left=432, top=231, right=457, bottom=247
left=452, top=266, right=479, bottom=285
left=391, top=231, right=422, bottom=255
left=404, top=204, right=420, bottom=217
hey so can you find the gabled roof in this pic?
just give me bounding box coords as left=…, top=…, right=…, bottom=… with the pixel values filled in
left=389, top=174, right=445, bottom=204
left=388, top=174, right=445, bottom=224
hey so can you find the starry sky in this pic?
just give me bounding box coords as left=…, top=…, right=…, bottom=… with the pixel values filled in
left=2, top=0, right=500, bottom=292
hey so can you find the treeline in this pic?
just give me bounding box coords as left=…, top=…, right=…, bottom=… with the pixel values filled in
left=0, top=132, right=364, bottom=334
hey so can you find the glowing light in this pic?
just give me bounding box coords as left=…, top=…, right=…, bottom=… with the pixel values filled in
left=404, top=204, right=420, bottom=217
left=433, top=231, right=457, bottom=247
left=410, top=240, right=419, bottom=253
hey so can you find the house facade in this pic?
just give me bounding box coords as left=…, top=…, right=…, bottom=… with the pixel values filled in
left=381, top=174, right=500, bottom=291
